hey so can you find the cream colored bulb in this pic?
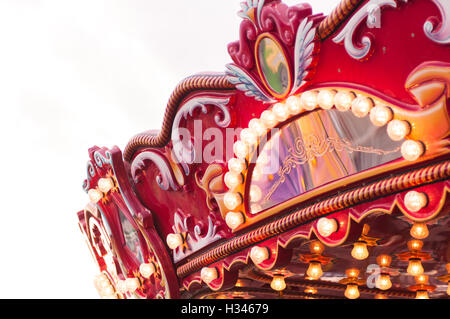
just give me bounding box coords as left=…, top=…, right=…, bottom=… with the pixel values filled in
left=116, top=280, right=128, bottom=294
left=125, top=278, right=140, bottom=292
left=240, top=128, right=258, bottom=146
left=335, top=91, right=355, bottom=111
left=224, top=192, right=242, bottom=210
left=273, top=103, right=289, bottom=121
left=98, top=177, right=114, bottom=193
left=224, top=172, right=243, bottom=189
left=317, top=90, right=336, bottom=110
left=300, top=91, right=318, bottom=110
left=286, top=95, right=302, bottom=114
left=166, top=233, right=184, bottom=250
left=415, top=290, right=429, bottom=299
left=401, top=140, right=424, bottom=161
left=316, top=217, right=338, bottom=237
left=250, top=246, right=270, bottom=264
left=228, top=158, right=247, bottom=174
left=387, top=120, right=410, bottom=141
left=404, top=191, right=427, bottom=212
left=201, top=267, right=218, bottom=284
left=139, top=262, right=156, bottom=279
left=225, top=211, right=244, bottom=230
left=260, top=110, right=278, bottom=128
left=250, top=185, right=262, bottom=202
left=248, top=118, right=267, bottom=136
left=369, top=105, right=393, bottom=126
left=351, top=96, right=373, bottom=118
left=233, top=141, right=249, bottom=159
left=88, top=189, right=103, bottom=203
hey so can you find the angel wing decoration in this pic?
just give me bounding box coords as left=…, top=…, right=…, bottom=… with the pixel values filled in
left=226, top=64, right=276, bottom=103
left=291, top=18, right=316, bottom=95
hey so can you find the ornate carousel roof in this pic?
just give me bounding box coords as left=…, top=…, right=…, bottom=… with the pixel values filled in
left=78, top=0, right=450, bottom=300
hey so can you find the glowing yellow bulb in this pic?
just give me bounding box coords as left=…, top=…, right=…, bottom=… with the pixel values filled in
left=260, top=110, right=278, bottom=128
left=351, top=242, right=369, bottom=260
left=377, top=254, right=392, bottom=267
left=286, top=95, right=302, bottom=114
left=306, top=261, right=323, bottom=280
left=369, top=105, right=393, bottom=126
left=225, top=211, right=245, bottom=230
left=376, top=274, right=392, bottom=290
left=404, top=191, right=428, bottom=213
left=224, top=172, right=243, bottom=189
left=270, top=275, right=286, bottom=291
left=335, top=91, right=355, bottom=111
left=166, top=233, right=184, bottom=250
left=407, top=258, right=424, bottom=276
left=88, top=188, right=103, bottom=203
left=300, top=91, right=318, bottom=110
left=408, top=239, right=424, bottom=251
left=309, top=241, right=325, bottom=255
left=317, top=89, right=336, bottom=110
left=415, top=274, right=429, bottom=285
left=387, top=120, right=410, bottom=141
left=139, top=262, right=156, bottom=279
left=401, top=140, right=424, bottom=161
left=273, top=102, right=289, bottom=121
left=224, top=192, right=242, bottom=210
left=316, top=217, right=338, bottom=237
left=98, top=177, right=114, bottom=193
left=351, top=96, right=373, bottom=117
left=248, top=118, right=267, bottom=136
left=344, top=284, right=360, bottom=299
left=250, top=246, right=270, bottom=264
left=228, top=158, right=247, bottom=174
left=415, top=290, right=429, bottom=299
left=410, top=223, right=429, bottom=239
left=201, top=267, right=218, bottom=284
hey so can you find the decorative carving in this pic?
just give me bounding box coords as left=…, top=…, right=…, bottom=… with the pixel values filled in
left=333, top=0, right=397, bottom=60
left=424, top=0, right=450, bottom=44
left=195, top=163, right=228, bottom=214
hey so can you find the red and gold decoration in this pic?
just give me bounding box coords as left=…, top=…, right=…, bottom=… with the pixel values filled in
left=77, top=0, right=450, bottom=299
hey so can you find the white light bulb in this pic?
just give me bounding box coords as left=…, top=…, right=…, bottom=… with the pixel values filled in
left=166, top=233, right=184, bottom=250
left=201, top=267, right=218, bottom=284
left=401, top=140, right=424, bottom=161
left=250, top=246, right=270, bottom=264
left=125, top=278, right=140, bottom=292
left=139, top=262, right=156, bottom=279
left=98, top=177, right=114, bottom=193
left=270, top=275, right=286, bottom=291
left=224, top=172, right=243, bottom=189
left=286, top=95, right=302, bottom=114
left=88, top=189, right=103, bottom=203
left=300, top=91, right=318, bottom=110
left=224, top=192, right=242, bottom=210
left=369, top=105, right=393, bottom=126
left=273, top=103, right=289, bottom=121
left=248, top=118, right=267, bottom=136
left=225, top=211, right=244, bottom=230
left=345, top=284, right=360, bottom=299
left=407, top=259, right=424, bottom=276
left=249, top=185, right=262, bottom=202
left=306, top=262, right=323, bottom=280
left=317, top=89, right=336, bottom=110
left=387, top=120, right=410, bottom=141
left=351, top=242, right=369, bottom=260
left=376, top=274, right=392, bottom=290
left=233, top=140, right=249, bottom=159
left=335, top=91, right=355, bottom=111
left=260, top=110, right=278, bottom=128
left=228, top=158, right=247, bottom=174
left=404, top=191, right=428, bottom=213
left=240, top=128, right=258, bottom=146
left=317, top=217, right=338, bottom=237
left=351, top=96, right=373, bottom=118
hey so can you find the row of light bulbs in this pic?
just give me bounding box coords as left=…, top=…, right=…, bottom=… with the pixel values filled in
left=115, top=262, right=157, bottom=295
left=221, top=89, right=425, bottom=232
left=93, top=273, right=118, bottom=299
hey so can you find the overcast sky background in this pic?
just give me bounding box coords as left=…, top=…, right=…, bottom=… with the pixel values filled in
left=0, top=0, right=340, bottom=298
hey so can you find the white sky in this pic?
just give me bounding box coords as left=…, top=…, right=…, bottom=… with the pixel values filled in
left=0, top=0, right=340, bottom=298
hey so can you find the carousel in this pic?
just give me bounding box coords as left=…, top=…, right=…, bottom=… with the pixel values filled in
left=78, top=0, right=450, bottom=299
